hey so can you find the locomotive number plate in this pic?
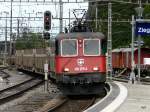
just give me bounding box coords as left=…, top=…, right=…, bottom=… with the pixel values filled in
left=74, top=67, right=88, bottom=71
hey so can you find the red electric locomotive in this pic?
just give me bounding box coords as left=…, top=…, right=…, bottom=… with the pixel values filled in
left=49, top=31, right=106, bottom=94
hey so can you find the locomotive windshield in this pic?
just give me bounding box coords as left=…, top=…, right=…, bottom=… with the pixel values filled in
left=84, top=39, right=100, bottom=56
left=61, top=39, right=77, bottom=56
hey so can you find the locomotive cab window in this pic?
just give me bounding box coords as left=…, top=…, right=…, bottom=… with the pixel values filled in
left=61, top=39, right=78, bottom=56
left=84, top=39, right=100, bottom=56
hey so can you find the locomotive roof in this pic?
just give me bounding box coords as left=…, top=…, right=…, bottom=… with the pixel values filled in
left=55, top=32, right=105, bottom=40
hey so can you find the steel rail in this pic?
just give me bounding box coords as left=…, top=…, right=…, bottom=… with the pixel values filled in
left=0, top=77, right=43, bottom=104
left=47, top=97, right=68, bottom=112
left=36, top=96, right=68, bottom=112
left=80, top=97, right=96, bottom=112
left=0, top=69, right=10, bottom=79
left=50, top=97, right=97, bottom=112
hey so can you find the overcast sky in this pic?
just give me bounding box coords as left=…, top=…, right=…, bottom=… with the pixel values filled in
left=0, top=1, right=88, bottom=41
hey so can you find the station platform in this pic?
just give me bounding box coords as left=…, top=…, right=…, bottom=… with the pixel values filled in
left=116, top=82, right=150, bottom=112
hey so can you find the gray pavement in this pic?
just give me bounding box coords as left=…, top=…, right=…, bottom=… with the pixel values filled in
left=116, top=82, right=150, bottom=112
left=85, top=82, right=127, bottom=112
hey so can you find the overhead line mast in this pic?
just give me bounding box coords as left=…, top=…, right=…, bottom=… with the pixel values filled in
left=10, top=0, right=12, bottom=55
left=59, top=0, right=63, bottom=33
left=107, top=0, right=112, bottom=80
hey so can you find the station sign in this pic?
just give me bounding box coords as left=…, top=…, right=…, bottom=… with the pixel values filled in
left=136, top=22, right=150, bottom=36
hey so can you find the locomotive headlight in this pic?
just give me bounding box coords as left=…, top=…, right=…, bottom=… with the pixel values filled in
left=93, top=67, right=99, bottom=71
left=64, top=68, right=69, bottom=72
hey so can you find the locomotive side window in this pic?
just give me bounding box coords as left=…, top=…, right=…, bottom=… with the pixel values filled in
left=84, top=39, right=100, bottom=56
left=55, top=40, right=60, bottom=55
left=101, top=40, right=107, bottom=55
left=61, top=39, right=78, bottom=56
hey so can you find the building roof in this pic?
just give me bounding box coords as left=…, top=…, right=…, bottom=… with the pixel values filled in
left=112, top=47, right=150, bottom=53
left=112, top=48, right=138, bottom=52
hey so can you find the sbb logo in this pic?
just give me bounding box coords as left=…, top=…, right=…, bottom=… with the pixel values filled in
left=77, top=59, right=84, bottom=66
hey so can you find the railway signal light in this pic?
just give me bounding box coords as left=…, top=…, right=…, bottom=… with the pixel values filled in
left=44, top=32, right=50, bottom=40
left=44, top=11, right=51, bottom=31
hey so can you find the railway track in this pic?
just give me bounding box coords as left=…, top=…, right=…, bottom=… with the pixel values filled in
left=0, top=66, right=8, bottom=70
left=38, top=86, right=108, bottom=112
left=1, top=81, right=111, bottom=112
left=0, top=77, right=43, bottom=105
left=46, top=96, right=96, bottom=112
left=0, top=69, right=10, bottom=79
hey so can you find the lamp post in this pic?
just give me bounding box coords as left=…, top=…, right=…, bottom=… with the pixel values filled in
left=135, top=0, right=144, bottom=83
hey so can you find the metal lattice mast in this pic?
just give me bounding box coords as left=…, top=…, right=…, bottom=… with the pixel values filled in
left=4, top=12, right=8, bottom=65
left=107, top=0, right=112, bottom=79
left=95, top=1, right=98, bottom=30
left=17, top=19, right=20, bottom=40
left=10, top=0, right=13, bottom=55
left=59, top=0, right=63, bottom=33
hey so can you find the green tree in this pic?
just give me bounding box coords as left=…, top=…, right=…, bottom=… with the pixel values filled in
left=16, top=28, right=46, bottom=49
